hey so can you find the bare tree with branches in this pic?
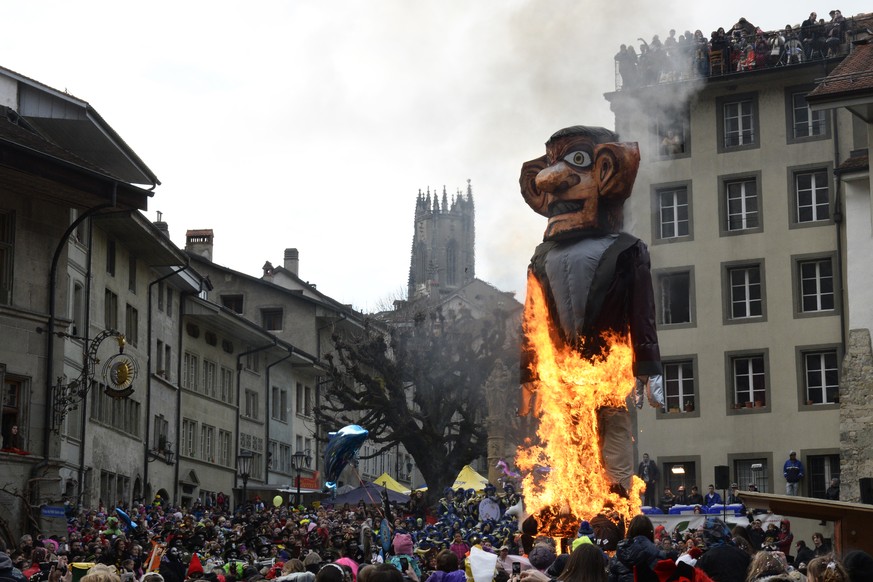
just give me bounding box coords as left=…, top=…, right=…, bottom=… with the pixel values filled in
left=318, top=299, right=519, bottom=504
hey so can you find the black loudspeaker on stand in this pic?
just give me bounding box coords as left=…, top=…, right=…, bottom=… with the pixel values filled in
left=714, top=465, right=731, bottom=490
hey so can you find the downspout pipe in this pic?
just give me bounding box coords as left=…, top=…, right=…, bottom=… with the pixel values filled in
left=831, top=108, right=847, bottom=350
left=44, top=197, right=114, bottom=460
left=144, top=265, right=190, bottom=497
left=235, top=342, right=276, bottom=506
left=264, top=346, right=295, bottom=485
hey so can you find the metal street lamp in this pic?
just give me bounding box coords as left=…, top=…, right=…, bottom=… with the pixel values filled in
left=237, top=449, right=253, bottom=510
left=291, top=448, right=312, bottom=507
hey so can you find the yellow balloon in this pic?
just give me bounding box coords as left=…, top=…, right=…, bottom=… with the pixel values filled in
left=273, top=495, right=283, bottom=507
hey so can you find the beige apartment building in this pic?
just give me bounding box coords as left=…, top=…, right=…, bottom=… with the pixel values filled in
left=606, top=18, right=873, bottom=501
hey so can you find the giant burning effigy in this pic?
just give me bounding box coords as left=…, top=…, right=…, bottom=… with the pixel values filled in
left=516, top=126, right=665, bottom=540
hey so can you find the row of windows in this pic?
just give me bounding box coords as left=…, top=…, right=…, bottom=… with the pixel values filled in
left=90, top=385, right=141, bottom=437
left=180, top=418, right=233, bottom=467
left=103, top=289, right=141, bottom=347
left=652, top=87, right=826, bottom=160
left=657, top=256, right=835, bottom=327
left=654, top=168, right=831, bottom=243
left=661, top=453, right=838, bottom=498
left=267, top=383, right=315, bottom=422
left=660, top=346, right=839, bottom=417
left=181, top=352, right=235, bottom=403
left=268, top=436, right=314, bottom=475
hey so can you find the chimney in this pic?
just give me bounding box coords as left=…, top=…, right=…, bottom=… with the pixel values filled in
left=186, top=229, right=214, bottom=262
left=284, top=248, right=299, bottom=276
left=153, top=210, right=170, bottom=238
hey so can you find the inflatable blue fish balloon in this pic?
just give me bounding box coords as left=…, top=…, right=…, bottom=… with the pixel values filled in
left=324, top=424, right=369, bottom=488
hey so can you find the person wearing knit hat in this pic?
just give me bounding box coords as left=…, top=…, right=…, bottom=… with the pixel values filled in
left=187, top=554, right=205, bottom=578
left=387, top=534, right=420, bottom=579
left=527, top=544, right=556, bottom=573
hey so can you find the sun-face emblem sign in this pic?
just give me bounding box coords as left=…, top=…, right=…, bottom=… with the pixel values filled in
left=103, top=353, right=138, bottom=398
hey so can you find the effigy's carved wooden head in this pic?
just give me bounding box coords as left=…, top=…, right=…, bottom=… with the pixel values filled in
left=520, top=126, right=640, bottom=241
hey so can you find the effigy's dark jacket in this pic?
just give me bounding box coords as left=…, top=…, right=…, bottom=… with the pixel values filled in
left=521, top=232, right=661, bottom=383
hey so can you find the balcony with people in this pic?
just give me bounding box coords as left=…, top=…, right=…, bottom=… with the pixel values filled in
left=614, top=11, right=864, bottom=91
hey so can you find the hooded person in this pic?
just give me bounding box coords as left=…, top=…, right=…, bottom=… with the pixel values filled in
left=187, top=554, right=205, bottom=579
left=160, top=547, right=187, bottom=582
left=774, top=520, right=793, bottom=558
left=387, top=534, right=420, bottom=579
left=0, top=550, right=28, bottom=582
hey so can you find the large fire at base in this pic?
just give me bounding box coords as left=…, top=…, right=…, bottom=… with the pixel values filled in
left=516, top=273, right=644, bottom=536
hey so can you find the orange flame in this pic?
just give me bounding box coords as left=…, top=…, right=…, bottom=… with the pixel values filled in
left=516, top=272, right=643, bottom=536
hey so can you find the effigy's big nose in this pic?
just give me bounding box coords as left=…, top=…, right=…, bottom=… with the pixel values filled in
left=536, top=162, right=579, bottom=194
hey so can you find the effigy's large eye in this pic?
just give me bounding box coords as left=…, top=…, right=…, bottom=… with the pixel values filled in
left=563, top=150, right=592, bottom=168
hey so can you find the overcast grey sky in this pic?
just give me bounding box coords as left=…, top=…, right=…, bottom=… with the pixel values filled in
left=3, top=1, right=869, bottom=311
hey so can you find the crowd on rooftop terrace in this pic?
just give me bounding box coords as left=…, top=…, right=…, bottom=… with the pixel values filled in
left=615, top=10, right=857, bottom=89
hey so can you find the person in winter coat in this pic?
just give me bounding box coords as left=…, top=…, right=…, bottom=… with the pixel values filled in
left=607, top=515, right=669, bottom=582
left=158, top=547, right=186, bottom=582
left=774, top=520, right=793, bottom=559
left=0, top=549, right=28, bottom=582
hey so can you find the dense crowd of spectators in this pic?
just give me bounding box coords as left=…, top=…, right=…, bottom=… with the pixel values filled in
left=1, top=482, right=872, bottom=582
left=615, top=11, right=853, bottom=88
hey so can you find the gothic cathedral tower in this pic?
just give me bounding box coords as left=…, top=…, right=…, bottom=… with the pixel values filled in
left=407, top=180, right=475, bottom=300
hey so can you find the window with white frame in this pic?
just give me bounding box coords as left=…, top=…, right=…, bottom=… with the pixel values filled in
left=200, top=424, right=215, bottom=462
left=220, top=366, right=233, bottom=403
left=657, top=270, right=692, bottom=325
left=731, top=354, right=767, bottom=407
left=795, top=169, right=830, bottom=223
left=203, top=360, right=217, bottom=398
left=244, top=389, right=259, bottom=419
left=791, top=91, right=826, bottom=139
left=723, top=98, right=756, bottom=147
left=218, top=429, right=232, bottom=466
left=657, top=186, right=690, bottom=239
left=183, top=352, right=199, bottom=390
left=305, top=385, right=313, bottom=417
left=281, top=443, right=292, bottom=474
left=725, top=179, right=759, bottom=231
left=662, top=359, right=695, bottom=412
left=728, top=265, right=763, bottom=319
left=182, top=418, right=197, bottom=457
left=803, top=349, right=839, bottom=405
left=153, top=415, right=169, bottom=450
left=798, top=258, right=835, bottom=313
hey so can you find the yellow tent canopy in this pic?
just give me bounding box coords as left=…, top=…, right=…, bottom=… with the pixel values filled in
left=452, top=465, right=490, bottom=491
left=373, top=472, right=411, bottom=495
